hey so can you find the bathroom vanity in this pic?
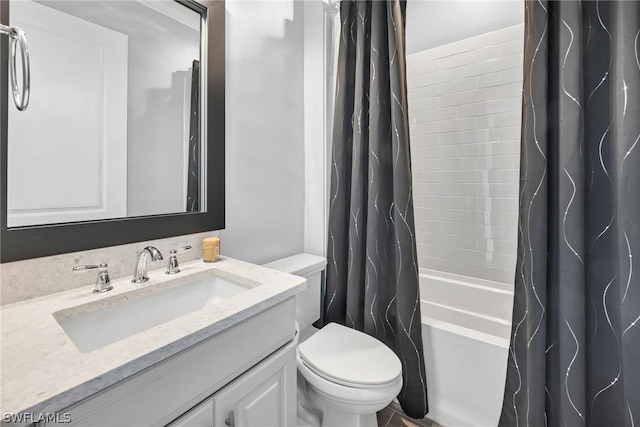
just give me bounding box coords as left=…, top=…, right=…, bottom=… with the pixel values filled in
left=0, top=258, right=305, bottom=426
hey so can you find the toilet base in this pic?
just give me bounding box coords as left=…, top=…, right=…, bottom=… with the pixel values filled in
left=307, top=381, right=386, bottom=427
left=321, top=409, right=377, bottom=427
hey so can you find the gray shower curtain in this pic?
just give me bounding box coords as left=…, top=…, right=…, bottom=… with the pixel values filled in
left=186, top=60, right=200, bottom=212
left=324, top=0, right=428, bottom=418
left=500, top=1, right=640, bottom=426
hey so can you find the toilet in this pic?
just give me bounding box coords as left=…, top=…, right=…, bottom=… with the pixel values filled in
left=264, top=254, right=403, bottom=427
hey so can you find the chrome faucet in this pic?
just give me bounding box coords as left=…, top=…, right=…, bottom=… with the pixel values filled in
left=132, top=246, right=164, bottom=283
left=73, top=263, right=112, bottom=293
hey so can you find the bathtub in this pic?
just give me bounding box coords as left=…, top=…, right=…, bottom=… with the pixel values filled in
left=419, top=268, right=513, bottom=427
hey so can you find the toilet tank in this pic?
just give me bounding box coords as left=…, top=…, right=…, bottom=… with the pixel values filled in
left=263, top=254, right=327, bottom=332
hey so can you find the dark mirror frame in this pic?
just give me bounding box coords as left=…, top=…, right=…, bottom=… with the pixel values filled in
left=0, top=0, right=225, bottom=263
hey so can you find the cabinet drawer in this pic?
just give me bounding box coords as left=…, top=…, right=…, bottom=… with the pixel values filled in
left=168, top=400, right=213, bottom=427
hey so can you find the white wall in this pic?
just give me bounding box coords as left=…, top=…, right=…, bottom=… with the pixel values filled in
left=406, top=1, right=523, bottom=55
left=408, top=25, right=524, bottom=284
left=221, top=0, right=306, bottom=265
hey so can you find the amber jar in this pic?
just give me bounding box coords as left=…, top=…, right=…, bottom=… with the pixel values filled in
left=202, top=237, right=220, bottom=262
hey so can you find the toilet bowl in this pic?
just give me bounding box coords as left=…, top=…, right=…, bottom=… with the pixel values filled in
left=264, top=254, right=403, bottom=427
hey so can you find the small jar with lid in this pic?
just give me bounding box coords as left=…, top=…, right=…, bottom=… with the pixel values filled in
left=202, top=237, right=220, bottom=262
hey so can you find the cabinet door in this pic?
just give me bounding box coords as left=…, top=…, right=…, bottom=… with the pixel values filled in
left=213, top=340, right=297, bottom=427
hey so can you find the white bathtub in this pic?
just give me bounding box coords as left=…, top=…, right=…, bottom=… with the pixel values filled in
left=420, top=269, right=513, bottom=427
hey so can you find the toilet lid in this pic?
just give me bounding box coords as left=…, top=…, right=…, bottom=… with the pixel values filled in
left=298, top=323, right=402, bottom=387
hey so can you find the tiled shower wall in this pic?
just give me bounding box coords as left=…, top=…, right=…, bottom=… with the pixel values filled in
left=407, top=25, right=524, bottom=285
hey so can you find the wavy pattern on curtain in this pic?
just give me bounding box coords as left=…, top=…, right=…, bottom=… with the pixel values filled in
left=186, top=59, right=200, bottom=212
left=500, top=1, right=640, bottom=425
left=324, top=0, right=428, bottom=418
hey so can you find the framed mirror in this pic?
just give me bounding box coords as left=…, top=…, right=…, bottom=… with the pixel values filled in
left=0, top=0, right=225, bottom=263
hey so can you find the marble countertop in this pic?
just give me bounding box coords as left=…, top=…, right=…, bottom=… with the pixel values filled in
left=0, top=257, right=306, bottom=418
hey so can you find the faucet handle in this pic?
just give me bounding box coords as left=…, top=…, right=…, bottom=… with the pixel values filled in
left=73, top=263, right=113, bottom=293
left=165, top=246, right=192, bottom=275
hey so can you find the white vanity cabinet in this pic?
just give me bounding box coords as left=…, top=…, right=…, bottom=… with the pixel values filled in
left=41, top=299, right=297, bottom=427
left=168, top=400, right=214, bottom=427
left=211, top=336, right=297, bottom=427
left=170, top=333, right=297, bottom=427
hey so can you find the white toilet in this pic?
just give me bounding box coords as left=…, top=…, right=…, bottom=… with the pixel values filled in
left=264, top=254, right=403, bottom=427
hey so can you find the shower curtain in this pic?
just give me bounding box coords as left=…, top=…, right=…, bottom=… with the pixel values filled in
left=186, top=59, right=200, bottom=212
left=500, top=1, right=640, bottom=426
left=324, top=0, right=428, bottom=418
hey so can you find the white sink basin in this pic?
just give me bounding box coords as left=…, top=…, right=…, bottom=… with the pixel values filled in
left=54, top=275, right=251, bottom=353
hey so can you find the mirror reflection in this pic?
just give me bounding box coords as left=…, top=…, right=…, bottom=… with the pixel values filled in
left=7, top=0, right=204, bottom=227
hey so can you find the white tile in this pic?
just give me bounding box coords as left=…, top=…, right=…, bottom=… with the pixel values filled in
left=419, top=244, right=458, bottom=259
left=412, top=159, right=425, bottom=172
left=407, top=51, right=427, bottom=67
left=458, top=223, right=515, bottom=240
left=477, top=68, right=523, bottom=88
left=476, top=239, right=518, bottom=255
left=409, top=69, right=458, bottom=89
left=410, top=134, right=440, bottom=147
left=412, top=107, right=458, bottom=123
left=475, top=197, right=519, bottom=212
left=414, top=183, right=459, bottom=197
left=466, top=249, right=508, bottom=267
left=407, top=61, right=439, bottom=77
left=414, top=208, right=440, bottom=221
left=499, top=254, right=518, bottom=268
left=437, top=46, right=499, bottom=70
left=421, top=196, right=477, bottom=210
left=476, top=24, right=524, bottom=45
left=439, top=129, right=491, bottom=145
left=438, top=170, right=486, bottom=184
left=457, top=141, right=520, bottom=157
left=408, top=98, right=440, bottom=112
left=499, top=126, right=521, bottom=140
left=487, top=170, right=520, bottom=184
left=439, top=209, right=514, bottom=226
left=408, top=89, right=422, bottom=102
left=422, top=232, right=478, bottom=250
left=498, top=38, right=524, bottom=57
left=417, top=220, right=458, bottom=235
left=498, top=212, right=519, bottom=226
left=413, top=171, right=440, bottom=183
left=422, top=77, right=477, bottom=98
left=454, top=263, right=515, bottom=284
left=457, top=54, right=522, bottom=79
left=489, top=128, right=501, bottom=141
left=498, top=82, right=523, bottom=98
left=417, top=256, right=458, bottom=273
left=422, top=157, right=479, bottom=171
left=457, top=97, right=522, bottom=118
left=422, top=118, right=477, bottom=134
left=458, top=183, right=520, bottom=198
left=408, top=24, right=523, bottom=279
left=440, top=87, right=498, bottom=107
left=476, top=111, right=522, bottom=129
left=413, top=145, right=458, bottom=159
left=421, top=42, right=475, bottom=61
left=477, top=155, right=521, bottom=170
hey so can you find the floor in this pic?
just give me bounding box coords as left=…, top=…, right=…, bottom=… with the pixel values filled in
left=376, top=401, right=442, bottom=427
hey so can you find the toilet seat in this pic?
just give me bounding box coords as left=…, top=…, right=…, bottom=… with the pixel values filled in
left=297, top=323, right=402, bottom=389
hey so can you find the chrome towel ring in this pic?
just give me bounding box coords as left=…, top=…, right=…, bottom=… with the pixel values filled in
left=0, top=23, right=30, bottom=111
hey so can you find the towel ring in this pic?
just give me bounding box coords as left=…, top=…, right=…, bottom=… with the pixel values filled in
left=0, top=23, right=30, bottom=111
